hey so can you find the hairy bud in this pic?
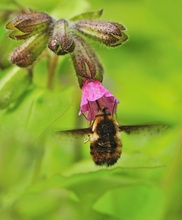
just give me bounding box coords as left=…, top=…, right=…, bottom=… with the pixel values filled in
left=71, top=35, right=103, bottom=88
left=6, top=12, right=54, bottom=40
left=10, top=33, right=49, bottom=67
left=74, top=20, right=128, bottom=47
left=48, top=19, right=75, bottom=55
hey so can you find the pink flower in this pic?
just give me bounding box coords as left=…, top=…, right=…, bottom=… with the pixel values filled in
left=79, top=80, right=119, bottom=120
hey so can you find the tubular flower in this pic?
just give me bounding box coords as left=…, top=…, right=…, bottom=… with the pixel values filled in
left=79, top=80, right=119, bottom=120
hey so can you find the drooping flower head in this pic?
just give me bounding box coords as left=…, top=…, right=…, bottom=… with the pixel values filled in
left=79, top=80, right=119, bottom=120
left=6, top=9, right=128, bottom=68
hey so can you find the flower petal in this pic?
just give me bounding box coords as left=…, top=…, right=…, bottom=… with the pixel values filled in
left=79, top=80, right=119, bottom=120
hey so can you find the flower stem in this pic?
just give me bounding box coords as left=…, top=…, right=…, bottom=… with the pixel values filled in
left=47, top=54, right=58, bottom=90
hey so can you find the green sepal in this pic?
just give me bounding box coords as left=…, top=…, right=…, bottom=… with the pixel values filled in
left=8, top=29, right=32, bottom=40
left=70, top=9, right=103, bottom=21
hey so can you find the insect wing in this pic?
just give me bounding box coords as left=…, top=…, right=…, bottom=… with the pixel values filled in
left=56, top=127, right=92, bottom=137
left=119, top=124, right=169, bottom=135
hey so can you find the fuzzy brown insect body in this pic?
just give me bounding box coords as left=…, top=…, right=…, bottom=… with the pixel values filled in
left=89, top=109, right=122, bottom=166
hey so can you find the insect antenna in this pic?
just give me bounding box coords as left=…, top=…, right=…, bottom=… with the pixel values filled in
left=95, top=99, right=101, bottom=111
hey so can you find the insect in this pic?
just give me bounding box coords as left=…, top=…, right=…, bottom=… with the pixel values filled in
left=56, top=108, right=168, bottom=166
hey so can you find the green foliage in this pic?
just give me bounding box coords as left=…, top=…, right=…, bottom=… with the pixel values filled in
left=0, top=67, right=32, bottom=108
left=0, top=0, right=181, bottom=220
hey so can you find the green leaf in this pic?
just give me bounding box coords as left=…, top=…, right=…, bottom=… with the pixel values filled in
left=0, top=85, right=76, bottom=138
left=94, top=184, right=165, bottom=220
left=0, top=66, right=32, bottom=109
left=30, top=165, right=164, bottom=204
left=12, top=188, right=80, bottom=219
left=0, top=131, right=39, bottom=216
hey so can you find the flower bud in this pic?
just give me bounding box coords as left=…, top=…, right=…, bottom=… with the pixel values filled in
left=71, top=35, right=103, bottom=88
left=6, top=12, right=54, bottom=40
left=74, top=20, right=128, bottom=47
left=48, top=19, right=75, bottom=55
left=10, top=33, right=49, bottom=67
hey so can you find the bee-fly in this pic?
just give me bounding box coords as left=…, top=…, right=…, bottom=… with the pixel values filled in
left=89, top=108, right=122, bottom=166
left=56, top=108, right=168, bottom=166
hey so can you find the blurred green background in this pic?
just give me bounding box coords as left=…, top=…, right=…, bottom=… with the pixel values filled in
left=0, top=0, right=181, bottom=219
